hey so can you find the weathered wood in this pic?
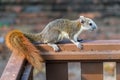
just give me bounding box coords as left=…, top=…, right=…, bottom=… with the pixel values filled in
left=46, top=61, right=68, bottom=80
left=38, top=40, right=120, bottom=61
left=0, top=53, right=25, bottom=80
left=117, top=62, right=120, bottom=80
left=21, top=63, right=33, bottom=80
left=41, top=51, right=120, bottom=61
left=81, top=62, right=103, bottom=80
left=37, top=40, right=120, bottom=52
left=1, top=40, right=120, bottom=80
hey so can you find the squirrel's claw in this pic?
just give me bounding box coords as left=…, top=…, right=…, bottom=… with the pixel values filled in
left=48, top=43, right=60, bottom=52
left=75, top=42, right=83, bottom=49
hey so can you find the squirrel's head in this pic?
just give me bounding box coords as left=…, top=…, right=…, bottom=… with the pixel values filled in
left=79, top=16, right=97, bottom=31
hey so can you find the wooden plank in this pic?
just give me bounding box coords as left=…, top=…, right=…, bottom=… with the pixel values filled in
left=81, top=62, right=103, bottom=80
left=21, top=63, right=33, bottom=80
left=46, top=61, right=68, bottom=80
left=117, top=62, right=120, bottom=80
left=1, top=40, right=120, bottom=80
left=0, top=53, right=25, bottom=80
left=37, top=40, right=120, bottom=52
left=29, top=68, right=33, bottom=80
left=41, top=51, right=120, bottom=61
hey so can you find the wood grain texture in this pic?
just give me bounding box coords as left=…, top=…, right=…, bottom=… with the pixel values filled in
left=46, top=62, right=68, bottom=80
left=1, top=40, right=120, bottom=80
left=0, top=53, right=25, bottom=80
left=81, top=62, right=103, bottom=80
left=37, top=40, right=120, bottom=52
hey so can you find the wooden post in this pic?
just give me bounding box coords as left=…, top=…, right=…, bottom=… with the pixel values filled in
left=46, top=61, right=68, bottom=80
left=117, top=62, right=120, bottom=80
left=81, top=62, right=103, bottom=80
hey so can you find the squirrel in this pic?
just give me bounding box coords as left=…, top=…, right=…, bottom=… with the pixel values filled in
left=5, top=16, right=97, bottom=70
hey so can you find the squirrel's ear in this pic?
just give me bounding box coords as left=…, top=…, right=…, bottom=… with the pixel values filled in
left=79, top=16, right=85, bottom=23
left=79, top=16, right=84, bottom=19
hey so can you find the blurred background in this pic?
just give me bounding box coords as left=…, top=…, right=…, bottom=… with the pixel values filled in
left=0, top=0, right=120, bottom=80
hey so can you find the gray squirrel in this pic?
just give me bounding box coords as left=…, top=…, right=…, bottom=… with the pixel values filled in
left=5, top=16, right=97, bottom=70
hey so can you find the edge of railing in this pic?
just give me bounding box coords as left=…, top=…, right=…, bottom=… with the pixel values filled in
left=1, top=40, right=120, bottom=80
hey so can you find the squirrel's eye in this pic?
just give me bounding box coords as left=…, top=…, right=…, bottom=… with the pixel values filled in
left=89, top=23, right=92, bottom=26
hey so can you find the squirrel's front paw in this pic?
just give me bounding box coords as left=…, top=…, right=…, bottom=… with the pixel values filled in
left=75, top=42, right=83, bottom=49
left=48, top=43, right=60, bottom=52
left=54, top=46, right=60, bottom=52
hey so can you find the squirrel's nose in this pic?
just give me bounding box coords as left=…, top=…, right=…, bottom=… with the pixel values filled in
left=92, top=25, right=97, bottom=30
left=91, top=26, right=97, bottom=31
left=93, top=27, right=96, bottom=30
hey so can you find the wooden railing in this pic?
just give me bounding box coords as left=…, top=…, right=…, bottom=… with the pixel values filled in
left=1, top=40, right=120, bottom=80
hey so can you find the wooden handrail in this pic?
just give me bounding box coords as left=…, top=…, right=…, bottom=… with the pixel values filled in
left=0, top=53, right=33, bottom=80
left=0, top=52, right=25, bottom=80
left=37, top=40, right=120, bottom=51
left=1, top=40, right=120, bottom=80
left=41, top=51, right=120, bottom=61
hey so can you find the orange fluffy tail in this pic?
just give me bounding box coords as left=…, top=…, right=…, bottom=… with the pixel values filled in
left=5, top=30, right=43, bottom=70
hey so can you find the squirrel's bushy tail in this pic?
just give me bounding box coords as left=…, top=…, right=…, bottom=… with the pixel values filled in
left=5, top=30, right=43, bottom=70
